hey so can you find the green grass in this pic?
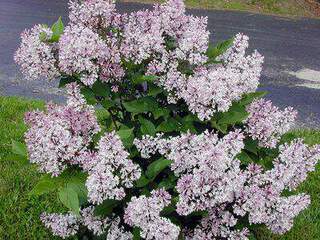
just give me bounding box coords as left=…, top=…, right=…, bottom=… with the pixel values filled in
left=0, top=96, right=65, bottom=239
left=0, top=96, right=320, bottom=239
left=120, top=0, right=315, bottom=18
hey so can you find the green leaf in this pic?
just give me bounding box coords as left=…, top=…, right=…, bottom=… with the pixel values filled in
left=218, top=103, right=249, bottom=125
left=239, top=91, right=268, bottom=106
left=58, top=186, right=80, bottom=214
left=92, top=81, right=110, bottom=97
left=11, top=140, right=27, bottom=157
left=206, top=38, right=233, bottom=62
left=132, top=227, right=141, bottom=240
left=39, top=31, right=47, bottom=41
left=123, top=97, right=158, bottom=114
left=244, top=138, right=259, bottom=155
left=156, top=118, right=180, bottom=133
left=117, top=128, right=134, bottom=148
left=153, top=107, right=170, bottom=120
left=146, top=158, right=172, bottom=180
left=210, top=120, right=227, bottom=134
left=58, top=76, right=75, bottom=88
left=94, top=199, right=119, bottom=217
left=158, top=174, right=177, bottom=190
left=237, top=151, right=253, bottom=165
left=180, top=115, right=197, bottom=133
left=161, top=205, right=176, bottom=215
left=29, top=179, right=57, bottom=196
left=135, top=174, right=150, bottom=188
left=80, top=87, right=97, bottom=105
left=189, top=210, right=209, bottom=217
left=67, top=182, right=87, bottom=206
left=148, top=84, right=162, bottom=96
left=139, top=116, right=156, bottom=136
left=50, top=17, right=64, bottom=42
left=101, top=99, right=115, bottom=110
left=132, top=75, right=158, bottom=84
left=248, top=233, right=258, bottom=240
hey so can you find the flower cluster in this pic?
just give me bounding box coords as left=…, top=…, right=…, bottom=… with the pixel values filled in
left=84, top=131, right=141, bottom=204
left=41, top=207, right=132, bottom=239
left=162, top=33, right=264, bottom=120
left=14, top=24, right=59, bottom=80
left=24, top=83, right=100, bottom=176
left=69, top=0, right=116, bottom=29
left=40, top=212, right=79, bottom=239
left=124, top=189, right=180, bottom=240
left=245, top=98, right=297, bottom=148
left=135, top=130, right=246, bottom=215
left=134, top=132, right=320, bottom=235
left=81, top=206, right=110, bottom=235
left=58, top=25, right=107, bottom=86
left=187, top=206, right=250, bottom=240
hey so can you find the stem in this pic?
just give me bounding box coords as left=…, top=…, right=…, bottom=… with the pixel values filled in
left=108, top=109, right=119, bottom=130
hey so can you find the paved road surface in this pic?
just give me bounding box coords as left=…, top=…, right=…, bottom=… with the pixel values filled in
left=1, top=0, right=320, bottom=127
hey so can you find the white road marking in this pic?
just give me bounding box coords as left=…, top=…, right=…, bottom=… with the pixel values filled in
left=287, top=68, right=320, bottom=89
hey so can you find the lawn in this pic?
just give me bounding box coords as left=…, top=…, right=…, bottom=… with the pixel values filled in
left=0, top=95, right=319, bottom=239
left=120, top=0, right=316, bottom=18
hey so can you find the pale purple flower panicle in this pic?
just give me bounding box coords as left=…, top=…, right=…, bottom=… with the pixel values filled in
left=233, top=139, right=320, bottom=234
left=106, top=217, right=133, bottom=240
left=135, top=131, right=320, bottom=235
left=124, top=189, right=180, bottom=240
left=24, top=83, right=100, bottom=176
left=245, top=98, right=297, bottom=148
left=187, top=207, right=249, bottom=240
left=40, top=212, right=79, bottom=239
left=135, top=130, right=246, bottom=215
left=69, top=0, right=116, bottom=29
left=266, top=139, right=320, bottom=192
left=14, top=24, right=59, bottom=80
left=42, top=207, right=130, bottom=238
left=133, top=133, right=166, bottom=159
left=148, top=33, right=263, bottom=120
left=58, top=25, right=106, bottom=85
left=181, top=34, right=263, bottom=120
left=85, top=131, right=141, bottom=204
left=121, top=9, right=164, bottom=64
left=81, top=206, right=110, bottom=236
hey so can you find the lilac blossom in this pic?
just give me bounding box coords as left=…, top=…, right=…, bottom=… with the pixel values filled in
left=81, top=206, right=110, bottom=236
left=121, top=9, right=164, bottom=64
left=106, top=217, right=133, bottom=240
left=267, top=139, right=320, bottom=191
left=14, top=24, right=59, bottom=80
left=69, top=0, right=116, bottom=29
left=42, top=208, right=130, bottom=238
left=187, top=206, right=249, bottom=240
left=124, top=189, right=180, bottom=240
left=58, top=25, right=106, bottom=85
left=85, top=131, right=141, bottom=204
left=245, top=98, right=297, bottom=148
left=233, top=139, right=320, bottom=234
left=40, top=212, right=79, bottom=239
left=135, top=130, right=246, bottom=215
left=24, top=83, right=100, bottom=176
left=135, top=132, right=320, bottom=234
left=180, top=34, right=263, bottom=120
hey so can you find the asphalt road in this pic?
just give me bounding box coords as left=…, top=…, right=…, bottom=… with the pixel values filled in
left=1, top=0, right=320, bottom=127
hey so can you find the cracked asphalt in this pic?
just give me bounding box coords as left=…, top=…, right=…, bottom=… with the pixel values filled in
left=0, top=0, right=320, bottom=127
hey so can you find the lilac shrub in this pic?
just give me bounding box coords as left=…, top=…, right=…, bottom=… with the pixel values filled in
left=14, top=0, right=320, bottom=239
